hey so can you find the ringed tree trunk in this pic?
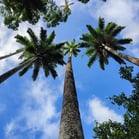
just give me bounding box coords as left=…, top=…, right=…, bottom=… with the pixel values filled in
left=58, top=55, right=84, bottom=139
left=103, top=44, right=139, bottom=66
left=0, top=57, right=36, bottom=83
left=0, top=48, right=23, bottom=60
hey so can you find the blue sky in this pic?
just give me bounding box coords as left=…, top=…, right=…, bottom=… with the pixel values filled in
left=0, top=0, right=139, bottom=139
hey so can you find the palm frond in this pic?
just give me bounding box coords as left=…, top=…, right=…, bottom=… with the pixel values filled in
left=99, top=55, right=105, bottom=70
left=46, top=31, right=55, bottom=45
left=27, top=28, right=38, bottom=46
left=118, top=38, right=132, bottom=44
left=80, top=34, right=94, bottom=43
left=98, top=17, right=105, bottom=31
left=43, top=66, right=49, bottom=77
left=19, top=63, right=32, bottom=77
left=15, top=35, right=31, bottom=46
left=87, top=52, right=97, bottom=67
left=79, top=42, right=90, bottom=48
left=111, top=26, right=125, bottom=37
left=64, top=49, right=69, bottom=55
left=50, top=67, right=58, bottom=79
left=116, top=45, right=126, bottom=51
left=86, top=25, right=98, bottom=38
left=105, top=22, right=117, bottom=34
left=40, top=27, right=47, bottom=41
left=86, top=47, right=96, bottom=56
left=55, top=42, right=65, bottom=49
left=32, top=62, right=41, bottom=81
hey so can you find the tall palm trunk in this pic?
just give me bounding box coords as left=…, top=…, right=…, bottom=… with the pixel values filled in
left=103, top=44, right=139, bottom=66
left=0, top=48, right=23, bottom=60
left=58, top=55, right=84, bottom=139
left=0, top=57, right=36, bottom=83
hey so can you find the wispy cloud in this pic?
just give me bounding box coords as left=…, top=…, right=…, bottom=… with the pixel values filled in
left=0, top=19, right=43, bottom=74
left=4, top=77, right=62, bottom=139
left=86, top=97, right=123, bottom=124
left=90, top=0, right=139, bottom=43
left=74, top=0, right=139, bottom=57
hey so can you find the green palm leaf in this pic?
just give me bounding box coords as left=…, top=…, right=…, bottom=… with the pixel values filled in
left=15, top=35, right=31, bottom=47
left=27, top=28, right=38, bottom=47
left=63, top=39, right=81, bottom=57
left=111, top=26, right=125, bottom=37
left=19, top=62, right=33, bottom=77
left=46, top=31, right=56, bottom=45
left=98, top=17, right=105, bottom=31
left=105, top=22, right=117, bottom=34
left=40, top=27, right=47, bottom=41
left=81, top=17, right=136, bottom=69
left=118, top=38, right=132, bottom=44
left=32, top=62, right=41, bottom=81
left=99, top=54, right=105, bottom=70
left=86, top=25, right=98, bottom=38
left=14, top=27, right=65, bottom=81
left=87, top=52, right=97, bottom=68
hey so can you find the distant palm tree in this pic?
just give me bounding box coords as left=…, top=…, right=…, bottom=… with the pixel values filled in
left=0, top=27, right=65, bottom=83
left=80, top=17, right=139, bottom=69
left=58, top=39, right=84, bottom=139
left=60, top=0, right=74, bottom=15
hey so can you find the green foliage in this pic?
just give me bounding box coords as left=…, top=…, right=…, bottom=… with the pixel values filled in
left=93, top=66, right=139, bottom=139
left=15, top=27, right=65, bottom=80
left=0, top=0, right=70, bottom=30
left=94, top=120, right=125, bottom=139
left=63, top=39, right=81, bottom=57
left=78, top=0, right=106, bottom=4
left=78, top=0, right=90, bottom=3
left=80, top=17, right=132, bottom=69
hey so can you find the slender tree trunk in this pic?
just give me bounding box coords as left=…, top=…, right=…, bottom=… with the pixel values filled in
left=103, top=44, right=139, bottom=66
left=58, top=55, right=84, bottom=139
left=0, top=48, right=23, bottom=60
left=0, top=57, right=36, bottom=83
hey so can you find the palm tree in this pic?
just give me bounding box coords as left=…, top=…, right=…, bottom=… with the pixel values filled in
left=60, top=0, right=74, bottom=15
left=58, top=39, right=84, bottom=139
left=0, top=27, right=65, bottom=83
left=0, top=48, right=24, bottom=60
left=80, top=17, right=139, bottom=69
left=0, top=0, right=69, bottom=29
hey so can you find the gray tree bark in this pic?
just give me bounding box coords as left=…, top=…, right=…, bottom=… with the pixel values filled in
left=0, top=48, right=23, bottom=60
left=103, top=44, right=139, bottom=66
left=58, top=55, right=84, bottom=139
left=0, top=57, right=36, bottom=83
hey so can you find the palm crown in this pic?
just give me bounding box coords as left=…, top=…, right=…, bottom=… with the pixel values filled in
left=63, top=39, right=81, bottom=57
left=80, top=17, right=132, bottom=69
left=0, top=27, right=65, bottom=83
left=0, top=0, right=69, bottom=30
left=15, top=27, right=65, bottom=80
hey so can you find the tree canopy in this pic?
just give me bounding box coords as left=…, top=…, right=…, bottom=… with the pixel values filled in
left=0, top=27, right=65, bottom=83
left=80, top=17, right=134, bottom=69
left=93, top=66, right=139, bottom=139
left=0, top=0, right=70, bottom=30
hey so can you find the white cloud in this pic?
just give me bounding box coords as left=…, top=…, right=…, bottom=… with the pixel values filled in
left=130, top=48, right=139, bottom=58
left=87, top=97, right=123, bottom=124
left=80, top=0, right=139, bottom=57
left=4, top=78, right=62, bottom=139
left=0, top=19, right=42, bottom=74
left=89, top=0, right=139, bottom=43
